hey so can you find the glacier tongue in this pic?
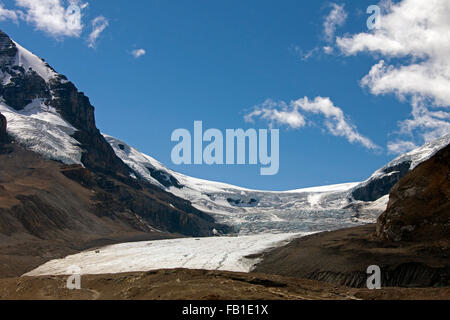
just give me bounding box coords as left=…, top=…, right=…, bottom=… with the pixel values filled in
left=25, top=232, right=307, bottom=276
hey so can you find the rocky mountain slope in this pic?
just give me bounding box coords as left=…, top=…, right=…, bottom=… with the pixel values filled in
left=377, top=144, right=450, bottom=242
left=0, top=112, right=7, bottom=143
left=255, top=146, right=450, bottom=288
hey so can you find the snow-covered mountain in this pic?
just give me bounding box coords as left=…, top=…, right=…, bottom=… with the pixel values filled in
left=104, top=133, right=450, bottom=235
left=1, top=29, right=449, bottom=236
left=0, top=35, right=82, bottom=165
left=0, top=29, right=229, bottom=238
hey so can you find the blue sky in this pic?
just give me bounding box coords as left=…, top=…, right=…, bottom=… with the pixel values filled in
left=1, top=0, right=448, bottom=190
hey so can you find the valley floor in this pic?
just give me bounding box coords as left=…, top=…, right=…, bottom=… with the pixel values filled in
left=1, top=224, right=448, bottom=300
left=1, top=269, right=449, bottom=300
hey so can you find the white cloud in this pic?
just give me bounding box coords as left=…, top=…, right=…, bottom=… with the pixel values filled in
left=323, top=3, right=347, bottom=42
left=0, top=4, right=20, bottom=22
left=245, top=97, right=379, bottom=150
left=0, top=1, right=108, bottom=48
left=396, top=99, right=450, bottom=142
left=336, top=0, right=450, bottom=154
left=387, top=140, right=417, bottom=155
left=245, top=99, right=306, bottom=129
left=131, top=48, right=146, bottom=59
left=323, top=46, right=333, bottom=54
left=87, top=16, right=108, bottom=48
left=15, top=0, right=86, bottom=38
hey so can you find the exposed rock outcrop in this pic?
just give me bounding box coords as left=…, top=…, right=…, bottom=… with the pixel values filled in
left=352, top=161, right=412, bottom=202
left=255, top=145, right=450, bottom=288
left=377, top=144, right=450, bottom=242
left=351, top=134, right=450, bottom=203
left=0, top=30, right=16, bottom=65
left=0, top=112, right=7, bottom=143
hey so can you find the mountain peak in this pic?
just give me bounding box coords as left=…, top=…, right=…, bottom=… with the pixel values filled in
left=0, top=30, right=129, bottom=175
left=0, top=30, right=17, bottom=66
left=0, top=29, right=57, bottom=84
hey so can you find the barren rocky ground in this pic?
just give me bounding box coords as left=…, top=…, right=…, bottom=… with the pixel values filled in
left=1, top=269, right=449, bottom=300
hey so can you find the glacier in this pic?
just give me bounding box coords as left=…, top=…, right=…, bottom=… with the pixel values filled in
left=25, top=233, right=307, bottom=276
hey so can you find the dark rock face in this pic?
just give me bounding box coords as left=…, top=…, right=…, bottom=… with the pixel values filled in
left=0, top=30, right=16, bottom=65
left=352, top=161, right=412, bottom=202
left=0, top=31, right=51, bottom=110
left=306, top=262, right=449, bottom=288
left=227, top=197, right=258, bottom=207
left=146, top=167, right=183, bottom=189
left=0, top=112, right=7, bottom=143
left=0, top=68, right=50, bottom=110
left=60, top=164, right=230, bottom=236
left=377, top=144, right=450, bottom=242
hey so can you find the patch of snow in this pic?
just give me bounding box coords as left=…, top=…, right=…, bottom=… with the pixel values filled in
left=364, top=195, right=390, bottom=212
left=285, top=182, right=359, bottom=194
left=12, top=41, right=58, bottom=82
left=307, top=193, right=323, bottom=208
left=0, top=100, right=83, bottom=165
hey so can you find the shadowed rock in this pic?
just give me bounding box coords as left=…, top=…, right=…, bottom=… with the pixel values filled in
left=0, top=112, right=8, bottom=144
left=377, top=144, right=450, bottom=242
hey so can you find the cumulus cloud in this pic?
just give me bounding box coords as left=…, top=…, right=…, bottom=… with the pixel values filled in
left=336, top=0, right=450, bottom=153
left=245, top=97, right=379, bottom=150
left=131, top=48, right=146, bottom=59
left=245, top=99, right=306, bottom=129
left=15, top=0, right=86, bottom=38
left=0, top=1, right=109, bottom=49
left=88, top=16, right=108, bottom=48
left=0, top=4, right=20, bottom=22
left=323, top=3, right=347, bottom=42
